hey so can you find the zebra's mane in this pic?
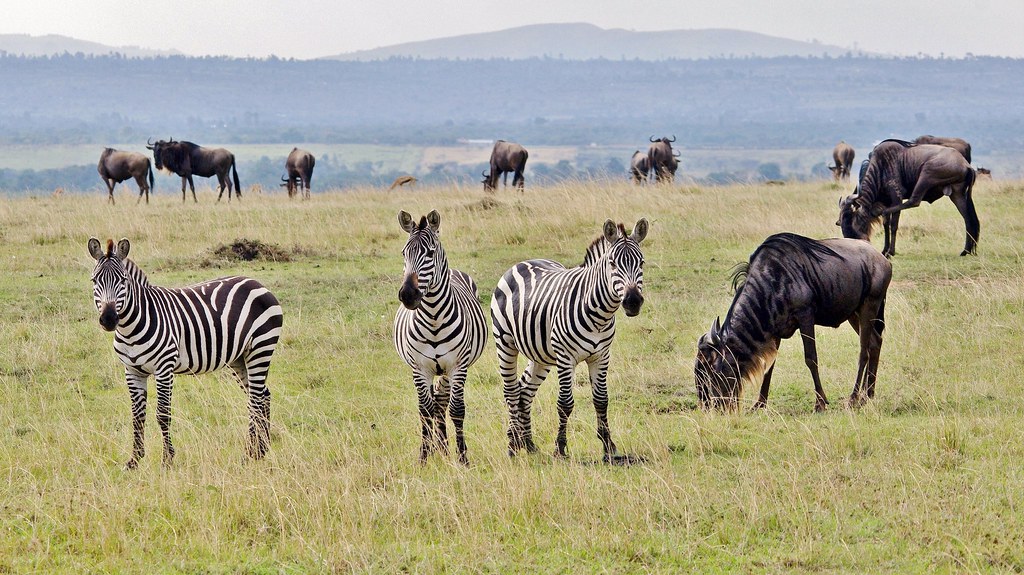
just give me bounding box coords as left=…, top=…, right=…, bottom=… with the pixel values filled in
left=122, top=257, right=151, bottom=288
left=580, top=235, right=611, bottom=267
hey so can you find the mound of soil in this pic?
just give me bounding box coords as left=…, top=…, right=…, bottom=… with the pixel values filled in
left=211, top=238, right=291, bottom=262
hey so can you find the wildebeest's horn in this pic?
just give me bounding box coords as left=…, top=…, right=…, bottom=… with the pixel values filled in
left=709, top=317, right=722, bottom=346
left=649, top=135, right=657, bottom=143
left=281, top=175, right=289, bottom=183
left=673, top=150, right=681, bottom=157
left=668, top=135, right=676, bottom=142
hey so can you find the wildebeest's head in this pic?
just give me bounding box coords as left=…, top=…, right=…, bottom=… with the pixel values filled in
left=603, top=218, right=648, bottom=317
left=694, top=317, right=741, bottom=410
left=837, top=193, right=878, bottom=242
left=88, top=237, right=130, bottom=332
left=397, top=210, right=443, bottom=310
left=146, top=137, right=176, bottom=173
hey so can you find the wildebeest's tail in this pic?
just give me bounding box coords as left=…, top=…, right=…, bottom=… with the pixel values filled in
left=147, top=160, right=155, bottom=191
left=231, top=156, right=241, bottom=198
left=962, top=167, right=980, bottom=254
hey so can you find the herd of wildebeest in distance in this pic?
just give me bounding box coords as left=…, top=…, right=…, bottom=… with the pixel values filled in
left=86, top=130, right=989, bottom=466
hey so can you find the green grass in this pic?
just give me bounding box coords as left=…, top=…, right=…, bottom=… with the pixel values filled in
left=1, top=178, right=1023, bottom=572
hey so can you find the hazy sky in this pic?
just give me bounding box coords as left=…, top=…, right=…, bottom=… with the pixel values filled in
left=3, top=0, right=1021, bottom=59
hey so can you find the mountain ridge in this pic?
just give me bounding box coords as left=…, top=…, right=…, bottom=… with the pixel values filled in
left=0, top=33, right=181, bottom=58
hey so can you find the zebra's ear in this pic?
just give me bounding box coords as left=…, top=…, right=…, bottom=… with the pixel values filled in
left=426, top=210, right=441, bottom=233
left=631, top=218, right=649, bottom=243
left=398, top=210, right=416, bottom=233
left=603, top=219, right=618, bottom=243
left=88, top=237, right=103, bottom=261
left=116, top=238, right=131, bottom=259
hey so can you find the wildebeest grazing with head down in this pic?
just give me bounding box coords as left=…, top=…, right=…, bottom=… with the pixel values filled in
left=482, top=140, right=529, bottom=192
left=838, top=139, right=979, bottom=257
left=647, top=136, right=679, bottom=183
left=695, top=233, right=892, bottom=412
left=914, top=135, right=972, bottom=164
left=828, top=141, right=856, bottom=181
left=97, top=148, right=154, bottom=205
left=629, top=151, right=650, bottom=184
left=146, top=138, right=241, bottom=203
left=281, top=148, right=315, bottom=200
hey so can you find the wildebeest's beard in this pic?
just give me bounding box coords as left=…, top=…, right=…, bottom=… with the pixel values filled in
left=695, top=337, right=741, bottom=410
left=838, top=195, right=878, bottom=241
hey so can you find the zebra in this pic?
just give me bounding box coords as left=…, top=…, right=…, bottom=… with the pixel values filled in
left=393, top=210, right=487, bottom=465
left=88, top=237, right=283, bottom=469
left=491, top=218, right=649, bottom=463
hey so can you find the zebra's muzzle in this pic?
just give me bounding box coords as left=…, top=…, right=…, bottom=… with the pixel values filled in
left=399, top=276, right=423, bottom=310
left=98, top=303, right=119, bottom=331
left=622, top=288, right=644, bottom=317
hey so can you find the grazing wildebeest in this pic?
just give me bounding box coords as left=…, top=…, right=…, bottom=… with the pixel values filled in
left=838, top=139, right=979, bottom=257
left=976, top=167, right=992, bottom=180
left=695, top=233, right=891, bottom=412
left=482, top=140, right=529, bottom=192
left=97, top=148, right=154, bottom=205
left=146, top=138, right=241, bottom=203
left=389, top=175, right=418, bottom=190
left=629, top=151, right=650, bottom=184
left=647, top=136, right=679, bottom=183
left=828, top=141, right=856, bottom=181
left=280, top=148, right=315, bottom=200
left=914, top=135, right=972, bottom=163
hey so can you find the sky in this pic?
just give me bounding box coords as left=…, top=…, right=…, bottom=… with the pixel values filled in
left=2, top=0, right=1021, bottom=59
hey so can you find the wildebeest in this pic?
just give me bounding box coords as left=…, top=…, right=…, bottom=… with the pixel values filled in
left=629, top=151, right=650, bottom=184
left=914, top=135, right=972, bottom=163
left=976, top=167, right=992, bottom=180
left=97, top=148, right=154, bottom=205
left=838, top=139, right=979, bottom=256
left=146, top=138, right=241, bottom=203
left=647, top=135, right=679, bottom=183
left=281, top=148, right=315, bottom=200
left=695, top=233, right=892, bottom=412
left=389, top=175, right=418, bottom=190
left=828, top=141, right=856, bottom=181
left=482, top=140, right=529, bottom=192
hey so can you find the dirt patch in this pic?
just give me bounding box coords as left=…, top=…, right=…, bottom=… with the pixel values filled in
left=209, top=238, right=292, bottom=263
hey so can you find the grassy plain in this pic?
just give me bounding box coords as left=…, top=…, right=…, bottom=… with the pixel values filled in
left=1, top=178, right=1023, bottom=573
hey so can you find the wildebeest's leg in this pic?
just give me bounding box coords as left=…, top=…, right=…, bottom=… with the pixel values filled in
left=447, top=367, right=471, bottom=465
left=588, top=354, right=618, bottom=461
left=217, top=173, right=228, bottom=202
left=134, top=174, right=147, bottom=204
left=411, top=368, right=438, bottom=463
left=105, top=179, right=116, bottom=204
left=554, top=358, right=576, bottom=458
left=949, top=189, right=980, bottom=256
left=124, top=369, right=148, bottom=470
left=850, top=299, right=885, bottom=406
left=799, top=322, right=829, bottom=412
left=155, top=370, right=176, bottom=467
left=883, top=212, right=901, bottom=257
left=753, top=360, right=777, bottom=410
left=180, top=176, right=187, bottom=202
left=502, top=171, right=509, bottom=188
left=433, top=375, right=451, bottom=457
left=513, top=169, right=525, bottom=191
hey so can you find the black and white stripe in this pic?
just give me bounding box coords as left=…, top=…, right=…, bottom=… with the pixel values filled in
left=393, top=211, right=487, bottom=465
left=88, top=237, right=283, bottom=469
left=490, top=218, right=648, bottom=461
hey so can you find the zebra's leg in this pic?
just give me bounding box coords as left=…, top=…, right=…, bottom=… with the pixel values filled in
left=554, top=359, right=576, bottom=458
left=234, top=356, right=273, bottom=460
left=412, top=369, right=438, bottom=463
left=518, top=361, right=550, bottom=453
left=154, top=370, right=176, bottom=467
left=496, top=339, right=525, bottom=455
left=447, top=367, right=471, bottom=465
left=124, top=369, right=148, bottom=470
left=433, top=375, right=452, bottom=457
left=588, top=355, right=617, bottom=461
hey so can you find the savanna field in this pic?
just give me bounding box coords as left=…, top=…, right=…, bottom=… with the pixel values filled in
left=1, top=178, right=1023, bottom=573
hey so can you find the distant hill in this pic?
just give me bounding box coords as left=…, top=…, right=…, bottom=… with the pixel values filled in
left=324, top=23, right=867, bottom=61
left=0, top=33, right=181, bottom=58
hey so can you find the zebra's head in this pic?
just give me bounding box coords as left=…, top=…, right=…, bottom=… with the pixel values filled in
left=603, top=218, right=648, bottom=317
left=88, top=237, right=130, bottom=332
left=694, top=317, right=740, bottom=410
left=397, top=210, right=444, bottom=311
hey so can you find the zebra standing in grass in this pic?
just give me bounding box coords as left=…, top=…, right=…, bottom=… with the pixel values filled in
left=88, top=238, right=283, bottom=469
left=491, top=218, right=648, bottom=463
left=393, top=210, right=487, bottom=465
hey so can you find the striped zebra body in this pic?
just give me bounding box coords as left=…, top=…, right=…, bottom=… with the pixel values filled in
left=394, top=211, right=487, bottom=464
left=89, top=238, right=283, bottom=469
left=491, top=219, right=648, bottom=461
